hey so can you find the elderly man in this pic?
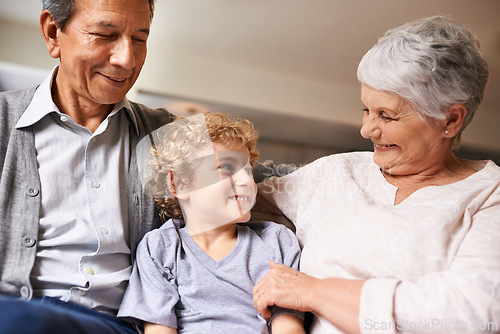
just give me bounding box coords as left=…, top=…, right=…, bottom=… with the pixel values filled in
left=0, top=0, right=175, bottom=332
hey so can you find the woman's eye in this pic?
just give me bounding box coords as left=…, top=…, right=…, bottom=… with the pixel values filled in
left=380, top=113, right=394, bottom=121
left=362, top=108, right=369, bottom=115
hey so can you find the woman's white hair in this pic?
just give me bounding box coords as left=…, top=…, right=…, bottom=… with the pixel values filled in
left=357, top=16, right=488, bottom=147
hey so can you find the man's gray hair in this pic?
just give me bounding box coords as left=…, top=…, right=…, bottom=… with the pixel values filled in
left=42, top=0, right=156, bottom=31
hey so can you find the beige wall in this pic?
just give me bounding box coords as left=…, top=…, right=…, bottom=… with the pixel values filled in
left=0, top=18, right=57, bottom=71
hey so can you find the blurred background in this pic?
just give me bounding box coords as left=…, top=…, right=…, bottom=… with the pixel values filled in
left=1, top=0, right=499, bottom=165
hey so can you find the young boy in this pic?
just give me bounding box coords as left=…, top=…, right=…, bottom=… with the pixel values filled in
left=118, top=113, right=304, bottom=333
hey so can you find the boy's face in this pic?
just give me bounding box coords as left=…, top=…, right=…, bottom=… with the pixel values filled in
left=180, top=141, right=257, bottom=233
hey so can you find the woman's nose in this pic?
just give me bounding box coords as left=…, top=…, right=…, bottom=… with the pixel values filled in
left=360, top=114, right=381, bottom=139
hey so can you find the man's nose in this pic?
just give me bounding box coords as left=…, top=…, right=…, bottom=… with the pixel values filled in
left=109, top=38, right=136, bottom=69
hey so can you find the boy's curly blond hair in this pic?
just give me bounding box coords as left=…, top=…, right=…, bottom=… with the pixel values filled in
left=148, top=112, right=260, bottom=222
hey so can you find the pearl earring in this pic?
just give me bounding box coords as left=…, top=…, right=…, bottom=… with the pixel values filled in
left=445, top=130, right=449, bottom=134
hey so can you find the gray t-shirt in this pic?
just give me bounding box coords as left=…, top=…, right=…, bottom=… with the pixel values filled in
left=118, top=219, right=303, bottom=333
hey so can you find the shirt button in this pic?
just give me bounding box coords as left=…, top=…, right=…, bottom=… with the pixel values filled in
left=100, top=227, right=109, bottom=235
left=21, top=235, right=37, bottom=247
left=86, top=267, right=95, bottom=275
left=79, top=290, right=86, bottom=296
left=91, top=137, right=97, bottom=143
left=25, top=188, right=40, bottom=197
left=92, top=181, right=101, bottom=189
left=60, top=115, right=69, bottom=122
left=20, top=286, right=31, bottom=299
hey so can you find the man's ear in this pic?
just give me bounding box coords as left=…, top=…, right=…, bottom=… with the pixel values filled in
left=167, top=171, right=189, bottom=200
left=40, top=9, right=61, bottom=59
left=443, top=103, right=467, bottom=137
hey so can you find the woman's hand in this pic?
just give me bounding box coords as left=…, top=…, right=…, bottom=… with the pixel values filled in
left=253, top=261, right=366, bottom=333
left=253, top=260, right=315, bottom=320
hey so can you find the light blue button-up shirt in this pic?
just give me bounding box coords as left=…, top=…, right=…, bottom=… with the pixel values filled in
left=15, top=67, right=139, bottom=314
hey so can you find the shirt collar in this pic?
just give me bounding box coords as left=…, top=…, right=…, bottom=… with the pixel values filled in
left=112, top=97, right=139, bottom=135
left=16, top=66, right=139, bottom=134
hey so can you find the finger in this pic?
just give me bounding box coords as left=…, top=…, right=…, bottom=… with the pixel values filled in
left=253, top=292, right=264, bottom=316
left=253, top=267, right=275, bottom=293
left=253, top=277, right=265, bottom=295
left=253, top=286, right=263, bottom=299
left=269, top=262, right=295, bottom=277
left=257, top=308, right=272, bottom=321
left=269, top=260, right=293, bottom=272
left=270, top=263, right=297, bottom=278
left=260, top=308, right=272, bottom=321
left=253, top=293, right=273, bottom=321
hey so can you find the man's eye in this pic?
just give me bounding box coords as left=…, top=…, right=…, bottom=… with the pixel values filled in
left=133, top=37, right=147, bottom=44
left=362, top=108, right=369, bottom=115
left=92, top=33, right=113, bottom=39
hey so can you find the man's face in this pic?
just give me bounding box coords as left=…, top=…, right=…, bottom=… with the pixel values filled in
left=53, top=0, right=151, bottom=107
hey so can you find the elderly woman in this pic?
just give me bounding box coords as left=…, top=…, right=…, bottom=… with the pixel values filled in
left=253, top=16, right=499, bottom=333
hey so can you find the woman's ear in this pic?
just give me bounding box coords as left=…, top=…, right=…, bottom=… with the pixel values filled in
left=167, top=171, right=190, bottom=200
left=443, top=104, right=467, bottom=137
left=40, top=9, right=61, bottom=59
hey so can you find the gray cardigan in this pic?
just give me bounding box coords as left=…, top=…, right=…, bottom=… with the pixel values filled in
left=0, top=87, right=175, bottom=300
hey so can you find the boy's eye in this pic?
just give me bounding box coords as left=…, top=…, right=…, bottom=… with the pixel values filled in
left=218, top=164, right=233, bottom=172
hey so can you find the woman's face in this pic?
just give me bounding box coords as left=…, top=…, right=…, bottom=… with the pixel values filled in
left=360, top=84, right=447, bottom=175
